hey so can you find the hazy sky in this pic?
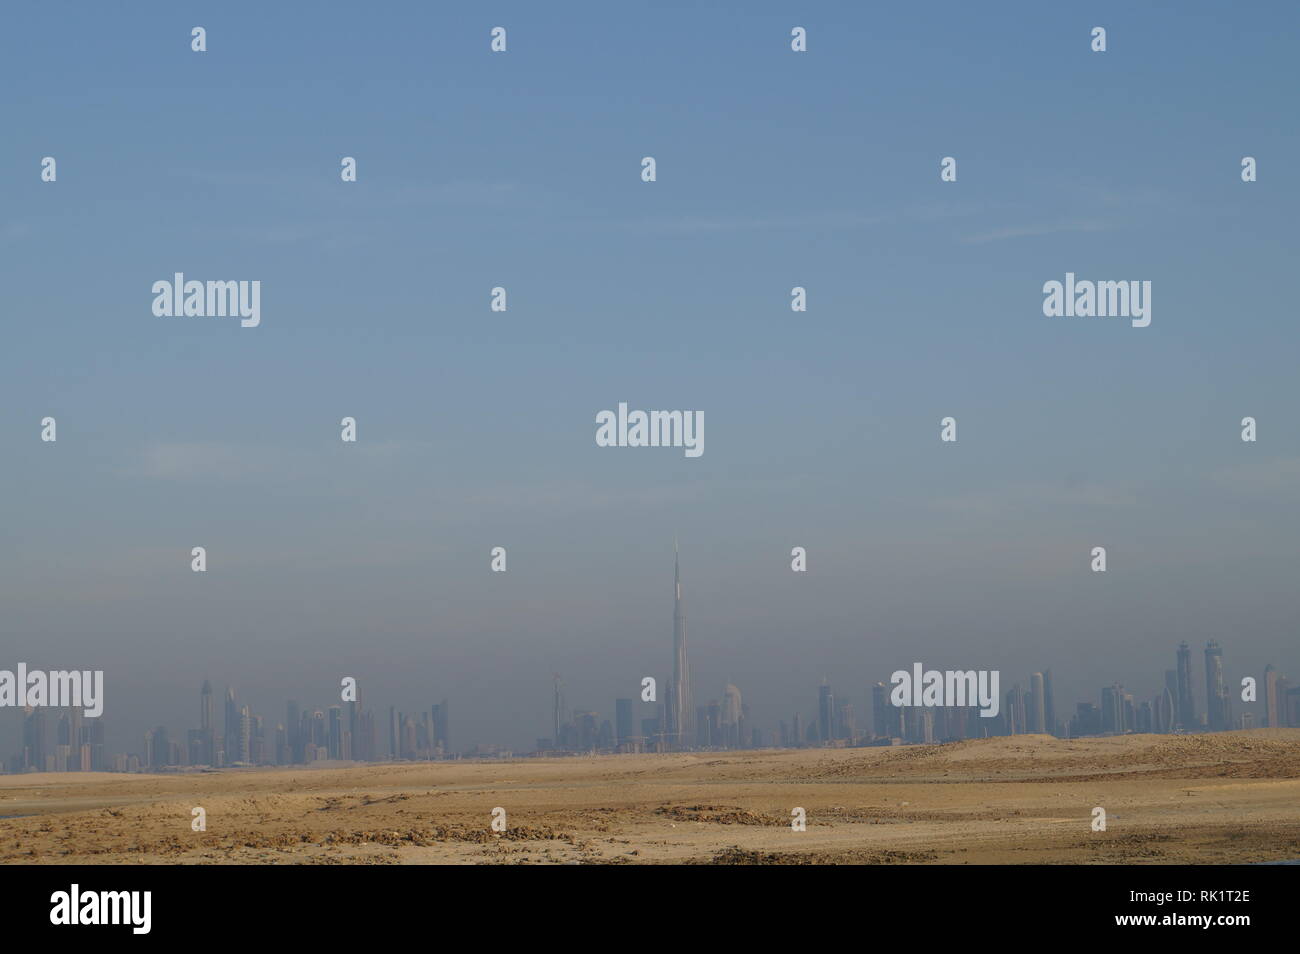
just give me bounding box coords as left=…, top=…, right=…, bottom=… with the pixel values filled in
left=3, top=1, right=1298, bottom=754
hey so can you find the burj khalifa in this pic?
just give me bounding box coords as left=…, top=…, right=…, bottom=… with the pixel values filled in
left=670, top=541, right=692, bottom=748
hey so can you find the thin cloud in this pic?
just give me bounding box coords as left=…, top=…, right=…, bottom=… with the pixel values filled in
left=128, top=440, right=419, bottom=483
left=1209, top=456, right=1300, bottom=495
left=961, top=219, right=1113, bottom=244
left=930, top=480, right=1139, bottom=517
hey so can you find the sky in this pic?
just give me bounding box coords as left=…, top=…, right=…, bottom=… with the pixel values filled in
left=2, top=1, right=1298, bottom=754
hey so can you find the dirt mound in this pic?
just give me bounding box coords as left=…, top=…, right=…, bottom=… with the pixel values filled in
left=654, top=804, right=781, bottom=826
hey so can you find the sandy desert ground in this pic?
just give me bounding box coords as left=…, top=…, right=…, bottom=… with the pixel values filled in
left=2, top=730, right=1299, bottom=864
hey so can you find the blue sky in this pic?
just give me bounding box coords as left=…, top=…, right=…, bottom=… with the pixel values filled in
left=2, top=1, right=1298, bottom=752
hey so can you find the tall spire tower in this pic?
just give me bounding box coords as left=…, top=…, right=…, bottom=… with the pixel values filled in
left=672, top=539, right=692, bottom=748
left=200, top=679, right=212, bottom=731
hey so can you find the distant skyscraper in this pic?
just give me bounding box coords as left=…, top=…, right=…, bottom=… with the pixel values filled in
left=670, top=542, right=692, bottom=748
left=223, top=687, right=240, bottom=767
left=818, top=682, right=834, bottom=742
left=1164, top=668, right=1180, bottom=726
left=907, top=708, right=934, bottom=743
left=698, top=704, right=715, bottom=747
left=1101, top=684, right=1126, bottom=734
left=615, top=698, right=634, bottom=745
left=274, top=722, right=289, bottom=764
left=200, top=680, right=212, bottom=732
left=722, top=684, right=742, bottom=748
left=1005, top=684, right=1025, bottom=736
left=144, top=725, right=164, bottom=769
left=1030, top=673, right=1046, bottom=733
left=194, top=680, right=215, bottom=765
left=1286, top=686, right=1300, bottom=728
left=68, top=708, right=84, bottom=771
left=1264, top=665, right=1281, bottom=728
left=431, top=699, right=449, bottom=755
left=348, top=682, right=361, bottom=757
left=1176, top=642, right=1195, bottom=730
left=1157, top=686, right=1175, bottom=733
left=871, top=682, right=890, bottom=739
left=1136, top=700, right=1153, bottom=733
left=356, top=709, right=375, bottom=761
left=240, top=707, right=254, bottom=763
left=22, top=706, right=45, bottom=771
left=327, top=706, right=342, bottom=759
left=1041, top=669, right=1056, bottom=737
left=553, top=675, right=566, bottom=748
left=1074, top=702, right=1101, bottom=736
left=1205, top=640, right=1226, bottom=731
left=836, top=702, right=855, bottom=742
left=286, top=699, right=300, bottom=762
left=88, top=717, right=105, bottom=771
left=574, top=711, right=598, bottom=749
left=310, top=709, right=326, bottom=754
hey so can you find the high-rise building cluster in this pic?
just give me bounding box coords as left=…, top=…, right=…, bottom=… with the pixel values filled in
left=538, top=557, right=1300, bottom=755
left=7, top=553, right=1300, bottom=773
left=1064, top=642, right=1300, bottom=739
left=9, top=705, right=108, bottom=773
left=5, top=679, right=450, bottom=774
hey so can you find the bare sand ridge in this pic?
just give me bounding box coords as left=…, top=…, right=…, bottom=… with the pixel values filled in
left=2, top=730, right=1298, bottom=864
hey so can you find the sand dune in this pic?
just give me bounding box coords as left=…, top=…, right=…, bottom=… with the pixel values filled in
left=3, top=730, right=1298, bottom=864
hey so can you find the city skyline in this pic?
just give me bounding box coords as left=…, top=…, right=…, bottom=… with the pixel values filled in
left=8, top=549, right=1298, bottom=772
left=11, top=635, right=1297, bottom=774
